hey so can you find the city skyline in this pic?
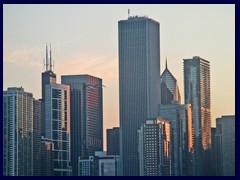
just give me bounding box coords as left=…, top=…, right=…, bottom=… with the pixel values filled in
left=3, top=4, right=235, bottom=150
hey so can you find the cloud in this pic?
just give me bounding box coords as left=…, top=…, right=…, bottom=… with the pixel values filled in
left=57, top=52, right=118, bottom=86
left=3, top=45, right=43, bottom=68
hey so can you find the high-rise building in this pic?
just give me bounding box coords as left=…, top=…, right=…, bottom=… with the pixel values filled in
left=107, top=127, right=120, bottom=155
left=61, top=75, right=103, bottom=176
left=159, top=104, right=194, bottom=176
left=138, top=118, right=172, bottom=176
left=78, top=152, right=121, bottom=176
left=210, top=127, right=217, bottom=176
left=3, top=87, right=33, bottom=176
left=94, top=151, right=121, bottom=176
left=33, top=99, right=42, bottom=176
left=78, top=156, right=95, bottom=176
left=215, top=115, right=235, bottom=176
left=44, top=83, right=71, bottom=176
left=40, top=138, right=54, bottom=176
left=119, top=16, right=161, bottom=176
left=41, top=44, right=56, bottom=136
left=160, top=59, right=181, bottom=105
left=183, top=56, right=211, bottom=175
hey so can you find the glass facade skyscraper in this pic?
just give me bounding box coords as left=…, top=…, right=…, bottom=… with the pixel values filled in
left=138, top=118, right=172, bottom=176
left=184, top=56, right=211, bottom=175
left=45, top=83, right=71, bottom=176
left=61, top=75, right=103, bottom=176
left=119, top=16, right=161, bottom=176
left=3, top=87, right=33, bottom=176
left=215, top=115, right=235, bottom=176
left=160, top=60, right=181, bottom=105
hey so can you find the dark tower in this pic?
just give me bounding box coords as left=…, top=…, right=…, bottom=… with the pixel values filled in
left=41, top=44, right=56, bottom=136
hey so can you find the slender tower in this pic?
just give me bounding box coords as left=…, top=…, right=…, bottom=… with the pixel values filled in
left=41, top=44, right=56, bottom=136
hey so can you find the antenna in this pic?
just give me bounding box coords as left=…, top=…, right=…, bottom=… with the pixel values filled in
left=46, top=44, right=49, bottom=71
left=50, top=43, right=52, bottom=71
left=166, top=57, right=168, bottom=69
left=128, top=9, right=130, bottom=18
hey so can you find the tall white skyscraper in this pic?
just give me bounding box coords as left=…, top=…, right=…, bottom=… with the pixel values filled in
left=3, top=87, right=33, bottom=176
left=45, top=83, right=71, bottom=176
left=119, top=16, right=161, bottom=176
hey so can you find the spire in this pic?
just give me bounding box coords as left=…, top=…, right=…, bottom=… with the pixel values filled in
left=166, top=57, right=168, bottom=69
left=46, top=44, right=49, bottom=71
left=128, top=9, right=130, bottom=18
left=50, top=43, right=52, bottom=71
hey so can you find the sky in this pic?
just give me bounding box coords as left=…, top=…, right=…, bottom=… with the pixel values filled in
left=3, top=4, right=235, bottom=150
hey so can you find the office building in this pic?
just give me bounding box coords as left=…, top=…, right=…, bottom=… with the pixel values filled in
left=159, top=104, right=194, bottom=176
left=33, top=99, right=42, bottom=176
left=41, top=44, right=56, bottom=136
left=78, top=152, right=121, bottom=176
left=78, top=156, right=95, bottom=176
left=210, top=127, right=217, bottom=176
left=216, top=115, right=235, bottom=176
left=107, top=127, right=120, bottom=155
left=61, top=75, right=103, bottom=176
left=184, top=56, right=211, bottom=175
left=3, top=87, right=33, bottom=176
left=40, top=138, right=54, bottom=176
left=160, top=59, right=181, bottom=105
left=45, top=83, right=71, bottom=176
left=119, top=15, right=161, bottom=176
left=138, top=118, right=172, bottom=176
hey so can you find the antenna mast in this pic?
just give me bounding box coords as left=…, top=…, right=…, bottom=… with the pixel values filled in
left=128, top=9, right=130, bottom=18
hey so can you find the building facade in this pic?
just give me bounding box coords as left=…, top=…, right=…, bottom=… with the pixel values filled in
left=33, top=99, right=42, bottom=176
left=78, top=152, right=121, bottom=176
left=61, top=75, right=103, bottom=176
left=183, top=56, right=211, bottom=175
left=3, top=87, right=33, bottom=176
left=138, top=118, right=172, bottom=176
left=45, top=83, right=71, bottom=176
left=159, top=104, right=194, bottom=176
left=119, top=16, right=161, bottom=176
left=215, top=115, right=235, bottom=176
left=40, top=138, right=54, bottom=176
left=107, top=127, right=120, bottom=155
left=160, top=59, right=181, bottom=105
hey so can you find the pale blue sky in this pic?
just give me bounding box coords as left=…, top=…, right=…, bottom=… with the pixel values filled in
left=3, top=4, right=235, bottom=149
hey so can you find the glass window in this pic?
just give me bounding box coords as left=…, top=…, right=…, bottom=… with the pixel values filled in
left=52, top=99, right=58, bottom=109
left=52, top=110, right=58, bottom=119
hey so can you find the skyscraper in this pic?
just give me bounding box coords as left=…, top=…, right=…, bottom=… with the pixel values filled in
left=3, top=87, right=33, bottom=176
left=33, top=99, right=42, bottom=176
left=119, top=16, right=161, bottom=176
left=107, top=127, right=120, bottom=155
left=138, top=118, right=172, bottom=176
left=61, top=75, right=103, bottom=176
left=44, top=83, right=71, bottom=176
left=215, top=115, right=235, bottom=176
left=159, top=104, right=194, bottom=176
left=40, top=138, right=54, bottom=176
left=160, top=59, right=181, bottom=105
left=184, top=56, right=211, bottom=175
left=41, top=44, right=56, bottom=136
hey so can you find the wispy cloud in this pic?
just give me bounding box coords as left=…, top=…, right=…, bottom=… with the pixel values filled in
left=3, top=45, right=43, bottom=68
left=58, top=52, right=118, bottom=86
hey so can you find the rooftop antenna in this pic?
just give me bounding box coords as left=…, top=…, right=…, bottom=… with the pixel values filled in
left=46, top=44, right=49, bottom=71
left=50, top=43, right=52, bottom=71
left=128, top=9, right=130, bottom=18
